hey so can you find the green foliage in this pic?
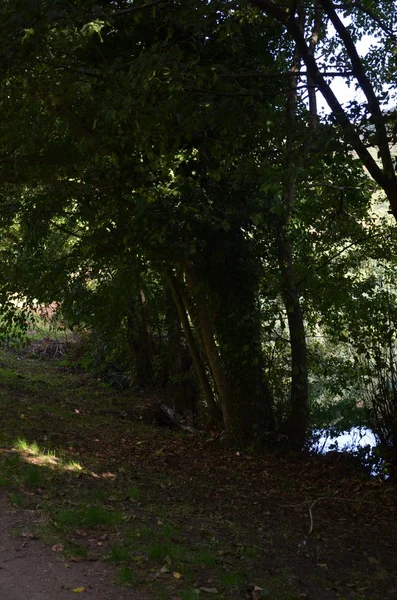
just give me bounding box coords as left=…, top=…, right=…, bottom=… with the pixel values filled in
left=0, top=0, right=397, bottom=446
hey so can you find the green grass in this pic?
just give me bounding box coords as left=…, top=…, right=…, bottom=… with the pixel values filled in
left=0, top=367, right=23, bottom=386
left=22, top=464, right=43, bottom=488
left=108, top=544, right=131, bottom=562
left=116, top=565, right=137, bottom=585
left=147, top=542, right=178, bottom=561
left=65, top=543, right=88, bottom=560
left=187, top=549, right=218, bottom=566
left=55, top=506, right=123, bottom=529
left=238, top=545, right=259, bottom=561
left=218, top=570, right=245, bottom=588
left=128, top=485, right=142, bottom=501
left=15, top=440, right=40, bottom=453
left=9, top=492, right=24, bottom=507
left=0, top=465, right=14, bottom=487
left=161, top=522, right=181, bottom=540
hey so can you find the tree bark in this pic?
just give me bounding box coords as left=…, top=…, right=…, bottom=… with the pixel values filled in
left=166, top=271, right=222, bottom=425
left=196, top=231, right=275, bottom=444
left=185, top=264, right=237, bottom=438
left=278, top=1, right=309, bottom=448
left=278, top=240, right=309, bottom=447
left=126, top=295, right=153, bottom=386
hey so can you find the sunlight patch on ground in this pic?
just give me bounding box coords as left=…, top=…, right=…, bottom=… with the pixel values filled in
left=62, top=460, right=84, bottom=472
left=8, top=439, right=116, bottom=479
left=12, top=439, right=85, bottom=471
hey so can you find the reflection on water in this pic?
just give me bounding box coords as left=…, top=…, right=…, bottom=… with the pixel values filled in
left=313, top=427, right=377, bottom=454
left=311, top=427, right=386, bottom=476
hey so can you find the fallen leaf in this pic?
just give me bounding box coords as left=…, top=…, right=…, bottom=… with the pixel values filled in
left=173, top=572, right=182, bottom=579
left=52, top=544, right=64, bottom=553
left=72, top=587, right=85, bottom=593
left=160, top=565, right=169, bottom=574
left=199, top=587, right=218, bottom=594
left=74, top=529, right=87, bottom=537
left=149, top=565, right=169, bottom=581
left=132, top=555, right=144, bottom=562
left=21, top=530, right=36, bottom=538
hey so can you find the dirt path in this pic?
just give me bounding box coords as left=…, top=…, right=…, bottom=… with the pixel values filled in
left=0, top=347, right=397, bottom=600
left=0, top=496, right=144, bottom=600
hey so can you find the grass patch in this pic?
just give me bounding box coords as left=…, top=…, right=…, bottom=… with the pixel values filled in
left=55, top=506, right=123, bottom=529
left=8, top=527, right=22, bottom=538
left=0, top=465, right=14, bottom=487
left=15, top=439, right=40, bottom=454
left=238, top=546, right=259, bottom=561
left=161, top=522, right=181, bottom=541
left=116, top=565, right=137, bottom=585
left=187, top=549, right=218, bottom=566
left=108, top=544, right=131, bottom=562
left=0, top=367, right=22, bottom=387
left=147, top=542, right=178, bottom=561
left=65, top=543, right=88, bottom=560
left=9, top=492, right=24, bottom=507
left=128, top=485, right=142, bottom=501
left=22, top=464, right=43, bottom=488
left=218, top=570, right=245, bottom=588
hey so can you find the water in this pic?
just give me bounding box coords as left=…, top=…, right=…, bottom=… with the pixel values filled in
left=311, top=426, right=385, bottom=476
left=312, top=427, right=377, bottom=454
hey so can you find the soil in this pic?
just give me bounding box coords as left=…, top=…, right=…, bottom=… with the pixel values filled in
left=0, top=344, right=396, bottom=600
left=0, top=496, right=140, bottom=599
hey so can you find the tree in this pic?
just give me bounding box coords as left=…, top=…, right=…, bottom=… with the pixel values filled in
left=0, top=0, right=392, bottom=452
left=0, top=0, right=288, bottom=444
left=248, top=1, right=397, bottom=220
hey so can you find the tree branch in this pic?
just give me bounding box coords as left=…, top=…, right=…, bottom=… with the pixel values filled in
left=219, top=70, right=353, bottom=78
left=320, top=0, right=395, bottom=182
left=333, top=1, right=397, bottom=41
left=248, top=0, right=397, bottom=218
left=92, top=0, right=165, bottom=18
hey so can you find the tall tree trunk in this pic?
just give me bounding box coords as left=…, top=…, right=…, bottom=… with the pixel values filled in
left=278, top=1, right=309, bottom=448
left=278, top=239, right=308, bottom=447
left=164, top=283, right=198, bottom=416
left=198, top=231, right=275, bottom=444
left=185, top=264, right=237, bottom=438
left=166, top=271, right=222, bottom=425
left=139, top=288, right=156, bottom=358
left=126, top=295, right=154, bottom=386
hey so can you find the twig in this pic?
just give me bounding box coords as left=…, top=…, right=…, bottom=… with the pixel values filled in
left=284, top=491, right=376, bottom=534
left=91, top=0, right=165, bottom=18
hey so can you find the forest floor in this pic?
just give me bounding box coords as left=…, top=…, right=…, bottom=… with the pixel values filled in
left=0, top=342, right=396, bottom=600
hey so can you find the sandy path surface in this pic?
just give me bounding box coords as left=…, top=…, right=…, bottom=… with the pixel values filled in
left=0, top=496, right=144, bottom=600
